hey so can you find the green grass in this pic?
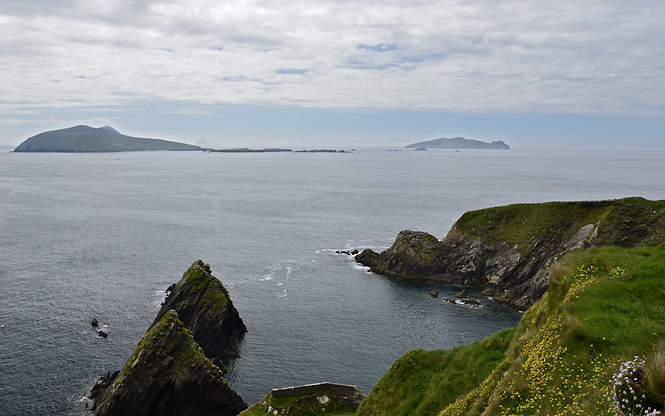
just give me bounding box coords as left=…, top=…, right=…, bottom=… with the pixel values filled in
left=440, top=243, right=665, bottom=416
left=240, top=391, right=357, bottom=416
left=358, top=243, right=665, bottom=416
left=356, top=328, right=515, bottom=416
left=454, top=198, right=665, bottom=254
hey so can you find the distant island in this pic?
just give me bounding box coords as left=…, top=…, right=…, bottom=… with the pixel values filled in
left=405, top=137, right=510, bottom=149
left=13, top=125, right=202, bottom=152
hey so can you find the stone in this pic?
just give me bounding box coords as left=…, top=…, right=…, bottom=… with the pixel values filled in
left=149, top=260, right=247, bottom=358
left=91, top=310, right=246, bottom=416
left=91, top=318, right=99, bottom=327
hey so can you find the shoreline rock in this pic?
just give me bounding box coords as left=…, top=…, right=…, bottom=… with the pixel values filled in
left=356, top=198, right=665, bottom=309
left=91, top=310, right=247, bottom=416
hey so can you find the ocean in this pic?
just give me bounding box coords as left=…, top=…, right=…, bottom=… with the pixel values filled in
left=0, top=146, right=663, bottom=415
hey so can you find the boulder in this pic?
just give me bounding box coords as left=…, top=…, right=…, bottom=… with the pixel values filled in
left=148, top=260, right=246, bottom=358
left=91, top=310, right=247, bottom=416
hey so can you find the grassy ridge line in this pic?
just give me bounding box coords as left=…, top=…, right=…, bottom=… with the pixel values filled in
left=356, top=328, right=516, bottom=416
left=454, top=197, right=665, bottom=254
left=359, top=243, right=665, bottom=416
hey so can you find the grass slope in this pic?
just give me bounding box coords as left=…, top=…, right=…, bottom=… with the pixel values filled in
left=454, top=197, right=665, bottom=255
left=360, top=243, right=665, bottom=416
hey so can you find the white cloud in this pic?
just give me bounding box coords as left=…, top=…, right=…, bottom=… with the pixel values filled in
left=1, top=0, right=664, bottom=115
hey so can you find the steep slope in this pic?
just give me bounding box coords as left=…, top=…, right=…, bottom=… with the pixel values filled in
left=91, top=310, right=247, bottom=416
left=149, top=260, right=247, bottom=358
left=356, top=198, right=665, bottom=309
left=359, top=243, right=665, bottom=416
left=13, top=125, right=201, bottom=152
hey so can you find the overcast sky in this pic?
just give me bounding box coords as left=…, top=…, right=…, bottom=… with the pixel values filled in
left=1, top=0, right=664, bottom=148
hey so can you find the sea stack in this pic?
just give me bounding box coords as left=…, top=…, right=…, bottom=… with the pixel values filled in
left=91, top=310, right=247, bottom=416
left=148, top=260, right=247, bottom=358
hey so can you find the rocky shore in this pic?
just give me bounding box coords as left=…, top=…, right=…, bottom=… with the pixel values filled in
left=356, top=198, right=665, bottom=309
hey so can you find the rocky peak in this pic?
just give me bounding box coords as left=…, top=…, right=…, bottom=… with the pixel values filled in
left=149, top=260, right=247, bottom=358
left=92, top=310, right=247, bottom=416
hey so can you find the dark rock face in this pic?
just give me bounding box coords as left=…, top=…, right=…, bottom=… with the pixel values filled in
left=92, top=310, right=247, bottom=416
left=149, top=260, right=247, bottom=358
left=356, top=198, right=665, bottom=309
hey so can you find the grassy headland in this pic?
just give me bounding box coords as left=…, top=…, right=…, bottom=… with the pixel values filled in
left=358, top=243, right=665, bottom=416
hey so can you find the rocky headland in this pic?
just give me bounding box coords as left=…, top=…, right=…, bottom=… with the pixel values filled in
left=356, top=197, right=665, bottom=309
left=89, top=260, right=247, bottom=416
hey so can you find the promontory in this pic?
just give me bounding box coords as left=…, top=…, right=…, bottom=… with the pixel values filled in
left=13, top=125, right=201, bottom=152
left=356, top=197, right=665, bottom=309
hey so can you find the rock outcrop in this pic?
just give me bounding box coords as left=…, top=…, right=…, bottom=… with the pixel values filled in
left=149, top=260, right=247, bottom=358
left=356, top=198, right=665, bottom=309
left=91, top=310, right=247, bottom=416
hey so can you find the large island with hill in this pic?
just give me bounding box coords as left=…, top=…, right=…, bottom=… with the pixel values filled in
left=406, top=137, right=510, bottom=149
left=13, top=125, right=202, bottom=152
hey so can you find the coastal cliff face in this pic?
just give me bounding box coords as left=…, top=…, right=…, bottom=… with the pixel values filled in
left=149, top=260, right=247, bottom=358
left=356, top=198, right=665, bottom=309
left=92, top=310, right=247, bottom=416
left=89, top=260, right=248, bottom=415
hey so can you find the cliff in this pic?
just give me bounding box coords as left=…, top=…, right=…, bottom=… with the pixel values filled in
left=357, top=243, right=665, bottom=415
left=356, top=197, right=665, bottom=309
left=149, top=260, right=247, bottom=358
left=13, top=125, right=201, bottom=152
left=91, top=310, right=247, bottom=416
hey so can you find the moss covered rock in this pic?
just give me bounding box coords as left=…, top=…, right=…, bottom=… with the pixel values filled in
left=92, top=310, right=247, bottom=416
left=150, top=260, right=247, bottom=358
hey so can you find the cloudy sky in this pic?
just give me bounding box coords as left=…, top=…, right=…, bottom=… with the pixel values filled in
left=1, top=0, right=664, bottom=148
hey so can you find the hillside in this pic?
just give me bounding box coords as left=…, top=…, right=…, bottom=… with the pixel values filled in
left=358, top=243, right=665, bottom=416
left=405, top=137, right=510, bottom=149
left=13, top=125, right=201, bottom=152
left=356, top=197, right=665, bottom=309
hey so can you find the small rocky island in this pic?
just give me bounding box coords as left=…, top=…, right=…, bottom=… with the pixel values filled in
left=89, top=260, right=247, bottom=416
left=405, top=137, right=509, bottom=149
left=13, top=125, right=201, bottom=152
left=356, top=197, right=665, bottom=309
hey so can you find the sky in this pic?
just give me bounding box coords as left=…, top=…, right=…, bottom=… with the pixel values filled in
left=1, top=0, right=664, bottom=149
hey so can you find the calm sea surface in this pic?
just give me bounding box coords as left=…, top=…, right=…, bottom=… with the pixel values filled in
left=1, top=147, right=664, bottom=415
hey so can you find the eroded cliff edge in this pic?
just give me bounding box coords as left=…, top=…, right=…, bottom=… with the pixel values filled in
left=356, top=197, right=665, bottom=309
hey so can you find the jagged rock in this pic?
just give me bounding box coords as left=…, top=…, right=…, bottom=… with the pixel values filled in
left=149, top=260, right=246, bottom=358
left=98, top=330, right=108, bottom=338
left=356, top=198, right=665, bottom=309
left=91, top=318, right=99, bottom=327
left=91, top=310, right=247, bottom=416
left=428, top=289, right=438, bottom=297
left=455, top=290, right=469, bottom=299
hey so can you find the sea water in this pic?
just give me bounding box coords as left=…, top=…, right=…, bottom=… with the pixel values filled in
left=0, top=147, right=664, bottom=415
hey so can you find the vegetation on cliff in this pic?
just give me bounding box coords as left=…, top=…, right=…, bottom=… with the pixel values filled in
left=358, top=243, right=665, bottom=416
left=356, top=197, right=665, bottom=309
left=149, top=260, right=247, bottom=358
left=240, top=384, right=364, bottom=416
left=13, top=125, right=201, bottom=152
left=92, top=310, right=247, bottom=416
